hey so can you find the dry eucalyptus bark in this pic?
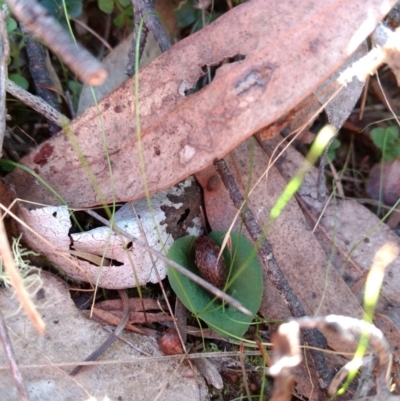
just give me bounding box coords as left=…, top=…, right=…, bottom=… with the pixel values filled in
left=18, top=177, right=204, bottom=289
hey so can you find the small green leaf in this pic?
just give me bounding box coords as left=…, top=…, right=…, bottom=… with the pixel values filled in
left=9, top=74, right=29, bottom=90
left=370, top=126, right=399, bottom=150
left=175, top=0, right=197, bottom=28
left=383, top=149, right=395, bottom=161
left=326, top=137, right=340, bottom=163
left=392, top=143, right=400, bottom=158
left=98, top=0, right=114, bottom=14
left=167, top=231, right=263, bottom=339
left=6, top=17, right=17, bottom=32
left=191, top=12, right=222, bottom=33
left=64, top=0, right=82, bottom=19
left=113, top=7, right=133, bottom=27
left=113, top=13, right=125, bottom=27
left=39, top=0, right=82, bottom=25
left=116, top=0, right=131, bottom=7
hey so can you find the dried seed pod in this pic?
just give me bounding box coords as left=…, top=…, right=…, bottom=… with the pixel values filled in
left=194, top=235, right=227, bottom=290
left=158, top=329, right=184, bottom=355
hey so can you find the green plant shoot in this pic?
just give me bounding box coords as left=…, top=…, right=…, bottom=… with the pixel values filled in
left=370, top=126, right=400, bottom=161
left=334, top=243, right=399, bottom=397
left=270, top=124, right=336, bottom=221
left=167, top=231, right=263, bottom=339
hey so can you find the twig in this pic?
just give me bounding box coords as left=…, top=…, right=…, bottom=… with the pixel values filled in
left=70, top=289, right=130, bottom=376
left=0, top=6, right=9, bottom=157
left=126, top=0, right=171, bottom=76
left=213, top=158, right=332, bottom=389
left=21, top=24, right=62, bottom=136
left=0, top=309, right=29, bottom=401
left=5, top=0, right=107, bottom=85
left=0, top=350, right=265, bottom=372
left=7, top=79, right=69, bottom=128
left=239, top=343, right=252, bottom=401
left=85, top=209, right=252, bottom=316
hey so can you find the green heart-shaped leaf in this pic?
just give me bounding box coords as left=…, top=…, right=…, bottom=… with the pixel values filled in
left=167, top=231, right=263, bottom=339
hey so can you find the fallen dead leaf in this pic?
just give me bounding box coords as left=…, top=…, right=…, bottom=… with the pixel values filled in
left=261, top=136, right=400, bottom=326
left=6, top=0, right=396, bottom=207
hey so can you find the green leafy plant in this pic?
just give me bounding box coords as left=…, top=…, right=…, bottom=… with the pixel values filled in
left=98, top=0, right=130, bottom=14
left=326, top=137, right=341, bottom=163
left=167, top=230, right=263, bottom=339
left=8, top=73, right=29, bottom=89
left=370, top=125, right=400, bottom=161
left=39, top=0, right=82, bottom=25
left=97, top=0, right=133, bottom=27
left=3, top=9, right=29, bottom=90
left=175, top=0, right=222, bottom=33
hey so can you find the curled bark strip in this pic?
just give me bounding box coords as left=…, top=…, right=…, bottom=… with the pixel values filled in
left=5, top=0, right=107, bottom=85
left=21, top=24, right=62, bottom=135
left=7, top=79, right=69, bottom=127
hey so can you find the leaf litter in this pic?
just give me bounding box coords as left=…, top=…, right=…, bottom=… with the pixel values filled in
left=2, top=0, right=400, bottom=400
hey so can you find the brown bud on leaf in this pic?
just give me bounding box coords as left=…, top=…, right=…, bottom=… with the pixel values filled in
left=194, top=235, right=227, bottom=290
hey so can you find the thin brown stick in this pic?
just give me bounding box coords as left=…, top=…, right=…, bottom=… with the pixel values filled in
left=0, top=309, right=29, bottom=401
left=85, top=209, right=252, bottom=316
left=21, top=24, right=61, bottom=136
left=0, top=350, right=265, bottom=372
left=214, top=158, right=332, bottom=389
left=5, top=0, right=107, bottom=85
left=126, top=0, right=171, bottom=76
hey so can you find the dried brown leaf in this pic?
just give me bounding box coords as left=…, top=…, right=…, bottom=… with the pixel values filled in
left=6, top=0, right=396, bottom=207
